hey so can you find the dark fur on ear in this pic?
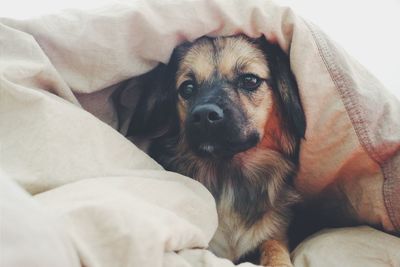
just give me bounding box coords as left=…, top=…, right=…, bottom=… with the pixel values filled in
left=256, top=37, right=306, bottom=158
left=124, top=63, right=177, bottom=138
left=121, top=44, right=191, bottom=139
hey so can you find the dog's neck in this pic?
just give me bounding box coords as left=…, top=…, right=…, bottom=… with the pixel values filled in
left=151, top=135, right=298, bottom=225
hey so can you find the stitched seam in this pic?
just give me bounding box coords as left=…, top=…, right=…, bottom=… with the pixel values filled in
left=304, top=20, right=383, bottom=165
left=304, top=20, right=399, bottom=230
left=383, top=159, right=400, bottom=230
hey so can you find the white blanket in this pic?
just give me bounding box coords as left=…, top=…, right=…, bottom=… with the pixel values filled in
left=1, top=0, right=399, bottom=266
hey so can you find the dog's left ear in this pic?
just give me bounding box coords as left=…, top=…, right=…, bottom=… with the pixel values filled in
left=257, top=37, right=306, bottom=141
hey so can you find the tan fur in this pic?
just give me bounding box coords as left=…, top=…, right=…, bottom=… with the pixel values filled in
left=244, top=100, right=295, bottom=156
left=216, top=38, right=270, bottom=79
left=177, top=39, right=215, bottom=86
left=260, top=240, right=293, bottom=267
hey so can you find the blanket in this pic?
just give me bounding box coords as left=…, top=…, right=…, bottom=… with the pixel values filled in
left=1, top=0, right=399, bottom=266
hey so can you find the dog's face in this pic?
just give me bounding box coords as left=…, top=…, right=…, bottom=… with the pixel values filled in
left=125, top=35, right=305, bottom=162
left=174, top=37, right=273, bottom=158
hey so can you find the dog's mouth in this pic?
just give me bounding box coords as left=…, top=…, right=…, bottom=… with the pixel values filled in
left=193, top=132, right=260, bottom=159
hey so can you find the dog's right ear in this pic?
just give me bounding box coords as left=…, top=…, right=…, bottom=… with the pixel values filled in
left=112, top=63, right=176, bottom=140
left=125, top=63, right=178, bottom=139
left=113, top=44, right=190, bottom=140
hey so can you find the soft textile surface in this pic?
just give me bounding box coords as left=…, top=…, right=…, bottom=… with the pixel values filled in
left=0, top=172, right=80, bottom=267
left=0, top=0, right=399, bottom=266
left=292, top=226, right=400, bottom=267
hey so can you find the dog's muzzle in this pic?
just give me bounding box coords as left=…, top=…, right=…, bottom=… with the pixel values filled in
left=186, top=103, right=259, bottom=158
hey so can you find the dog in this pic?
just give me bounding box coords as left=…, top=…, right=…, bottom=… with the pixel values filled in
left=120, top=35, right=306, bottom=266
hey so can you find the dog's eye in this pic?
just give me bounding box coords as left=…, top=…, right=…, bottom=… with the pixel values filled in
left=237, top=74, right=262, bottom=91
left=178, top=81, right=197, bottom=100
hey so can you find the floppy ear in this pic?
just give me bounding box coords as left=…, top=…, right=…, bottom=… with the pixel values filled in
left=112, top=61, right=178, bottom=143
left=260, top=38, right=306, bottom=142
left=113, top=43, right=192, bottom=142
left=125, top=63, right=178, bottom=139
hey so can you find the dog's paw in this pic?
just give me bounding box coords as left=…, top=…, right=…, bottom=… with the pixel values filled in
left=260, top=254, right=293, bottom=267
left=260, top=240, right=293, bottom=267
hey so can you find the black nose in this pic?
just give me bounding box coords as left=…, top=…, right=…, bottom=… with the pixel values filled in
left=191, top=104, right=224, bottom=127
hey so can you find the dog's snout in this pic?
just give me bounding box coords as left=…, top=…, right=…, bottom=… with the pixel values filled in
left=191, top=104, right=224, bottom=126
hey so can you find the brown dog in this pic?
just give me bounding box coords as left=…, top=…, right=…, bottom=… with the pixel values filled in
left=121, top=35, right=306, bottom=266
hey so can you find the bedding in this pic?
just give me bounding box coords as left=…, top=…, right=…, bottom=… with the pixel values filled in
left=0, top=0, right=399, bottom=266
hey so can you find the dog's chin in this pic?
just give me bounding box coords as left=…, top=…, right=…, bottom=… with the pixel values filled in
left=190, top=133, right=260, bottom=160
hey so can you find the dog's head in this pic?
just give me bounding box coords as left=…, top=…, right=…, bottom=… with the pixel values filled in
left=125, top=35, right=305, bottom=161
